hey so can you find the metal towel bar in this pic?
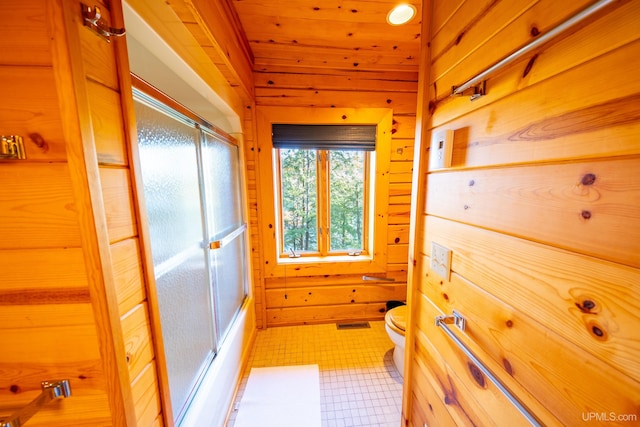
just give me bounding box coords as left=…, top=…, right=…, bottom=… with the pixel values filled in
left=1, top=379, right=71, bottom=427
left=362, top=276, right=395, bottom=282
left=451, top=0, right=617, bottom=99
left=435, top=312, right=542, bottom=427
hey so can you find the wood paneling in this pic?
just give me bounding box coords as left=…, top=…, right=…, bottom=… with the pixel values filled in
left=266, top=282, right=405, bottom=307
left=266, top=302, right=389, bottom=326
left=430, top=0, right=594, bottom=82
left=264, top=273, right=406, bottom=326
left=387, top=225, right=410, bottom=245
left=99, top=167, right=137, bottom=243
left=0, top=1, right=121, bottom=423
left=255, top=106, right=410, bottom=326
left=406, top=0, right=640, bottom=425
left=412, top=317, right=505, bottom=426
left=0, top=163, right=80, bottom=249
left=427, top=158, right=640, bottom=268
left=254, top=87, right=418, bottom=113
left=0, top=248, right=87, bottom=291
left=419, top=252, right=640, bottom=424
left=111, top=238, right=146, bottom=316
left=436, top=42, right=640, bottom=166
left=0, top=0, right=52, bottom=66
left=131, top=362, right=162, bottom=427
left=78, top=6, right=120, bottom=90
left=255, top=68, right=418, bottom=92
left=1, top=0, right=161, bottom=425
left=409, top=358, right=457, bottom=427
left=423, top=215, right=640, bottom=380
left=0, top=67, right=66, bottom=161
left=433, top=1, right=640, bottom=129
left=252, top=46, right=418, bottom=72
left=233, top=0, right=421, bottom=73
left=122, top=303, right=155, bottom=381
left=88, top=81, right=128, bottom=165
left=0, top=303, right=111, bottom=424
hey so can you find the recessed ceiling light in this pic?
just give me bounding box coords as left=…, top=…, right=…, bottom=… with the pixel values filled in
left=387, top=3, right=416, bottom=26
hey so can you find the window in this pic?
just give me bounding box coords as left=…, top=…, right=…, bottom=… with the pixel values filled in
left=276, top=148, right=369, bottom=256
left=272, top=124, right=375, bottom=259
left=258, top=107, right=392, bottom=277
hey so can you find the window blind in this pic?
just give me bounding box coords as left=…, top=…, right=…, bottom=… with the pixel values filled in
left=272, top=124, right=376, bottom=151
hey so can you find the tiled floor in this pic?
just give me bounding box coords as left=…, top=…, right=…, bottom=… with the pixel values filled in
left=226, top=321, right=403, bottom=427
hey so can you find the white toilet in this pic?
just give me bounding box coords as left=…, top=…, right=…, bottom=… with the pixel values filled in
left=384, top=305, right=407, bottom=377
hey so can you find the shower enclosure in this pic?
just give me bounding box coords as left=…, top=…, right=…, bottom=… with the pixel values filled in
left=133, top=90, right=248, bottom=423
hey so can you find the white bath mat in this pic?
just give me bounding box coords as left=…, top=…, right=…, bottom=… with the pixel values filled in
left=234, top=364, right=321, bottom=427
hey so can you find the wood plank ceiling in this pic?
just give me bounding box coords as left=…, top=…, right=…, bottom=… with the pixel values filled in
left=231, top=0, right=423, bottom=75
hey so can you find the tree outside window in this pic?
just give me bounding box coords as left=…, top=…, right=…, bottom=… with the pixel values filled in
left=278, top=148, right=368, bottom=256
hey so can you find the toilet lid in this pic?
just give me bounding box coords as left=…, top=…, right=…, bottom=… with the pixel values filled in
left=388, top=305, right=407, bottom=331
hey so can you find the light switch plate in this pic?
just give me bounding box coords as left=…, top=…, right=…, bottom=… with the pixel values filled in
left=430, top=242, right=451, bottom=281
left=429, top=129, right=454, bottom=170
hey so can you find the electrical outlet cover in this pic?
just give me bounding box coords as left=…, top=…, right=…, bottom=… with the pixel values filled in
left=430, top=242, right=451, bottom=281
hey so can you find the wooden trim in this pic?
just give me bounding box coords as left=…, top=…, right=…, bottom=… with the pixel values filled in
left=111, top=3, right=175, bottom=425
left=273, top=149, right=372, bottom=258
left=402, top=0, right=433, bottom=423
left=243, top=104, right=268, bottom=329
left=0, top=288, right=90, bottom=305
left=53, top=0, right=136, bottom=425
left=318, top=150, right=329, bottom=255
left=187, top=0, right=254, bottom=100
left=256, top=106, right=392, bottom=278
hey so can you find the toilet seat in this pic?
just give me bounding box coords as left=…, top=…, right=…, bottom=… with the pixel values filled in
left=385, top=305, right=407, bottom=336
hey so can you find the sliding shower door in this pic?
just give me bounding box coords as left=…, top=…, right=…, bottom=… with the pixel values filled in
left=133, top=91, right=247, bottom=423
left=201, top=131, right=247, bottom=341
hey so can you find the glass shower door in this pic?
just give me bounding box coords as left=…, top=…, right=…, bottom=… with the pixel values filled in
left=134, top=99, right=215, bottom=420
left=201, top=130, right=247, bottom=344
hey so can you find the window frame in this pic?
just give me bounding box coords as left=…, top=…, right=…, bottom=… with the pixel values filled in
left=274, top=148, right=372, bottom=258
left=257, top=106, right=392, bottom=278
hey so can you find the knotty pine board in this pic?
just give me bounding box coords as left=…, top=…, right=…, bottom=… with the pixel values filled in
left=422, top=215, right=640, bottom=381
left=432, top=4, right=640, bottom=131
left=0, top=163, right=80, bottom=248
left=99, top=167, right=138, bottom=244
left=430, top=0, right=594, bottom=83
left=0, top=66, right=66, bottom=161
left=414, top=293, right=560, bottom=426
left=111, top=238, right=146, bottom=317
left=426, top=158, right=640, bottom=267
left=0, top=0, right=51, bottom=66
left=418, top=255, right=639, bottom=423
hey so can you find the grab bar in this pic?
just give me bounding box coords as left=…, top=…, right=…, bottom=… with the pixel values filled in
left=1, top=379, right=71, bottom=427
left=452, top=0, right=616, bottom=99
left=435, top=312, right=542, bottom=427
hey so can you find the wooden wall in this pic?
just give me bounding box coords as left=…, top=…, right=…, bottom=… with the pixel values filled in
left=405, top=0, right=640, bottom=426
left=251, top=69, right=417, bottom=327
left=0, top=0, right=162, bottom=425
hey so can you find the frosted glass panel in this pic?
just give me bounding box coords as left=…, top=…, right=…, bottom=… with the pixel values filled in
left=201, top=133, right=246, bottom=341
left=212, top=236, right=246, bottom=340
left=155, top=250, right=213, bottom=415
left=135, top=105, right=204, bottom=266
left=202, top=133, right=243, bottom=238
left=134, top=99, right=214, bottom=420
